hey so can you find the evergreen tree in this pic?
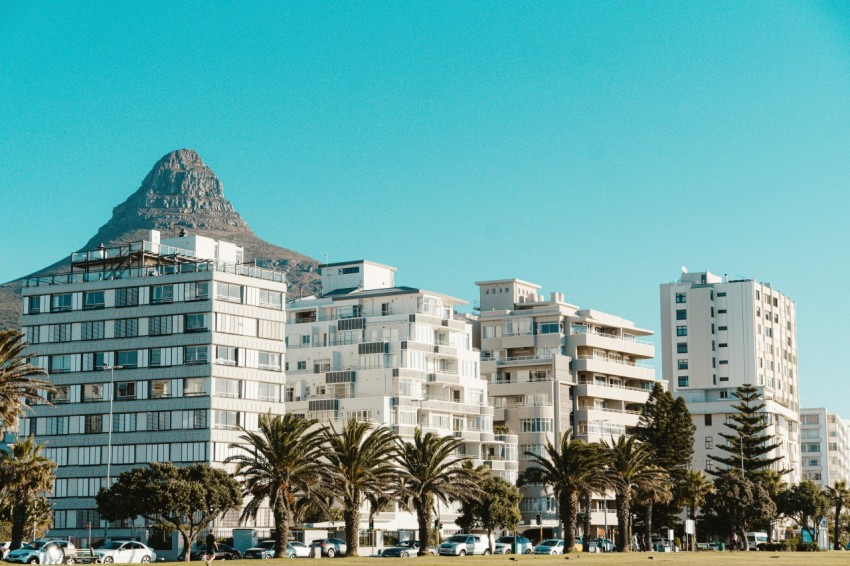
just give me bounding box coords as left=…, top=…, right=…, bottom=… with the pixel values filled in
left=703, top=470, right=776, bottom=550
left=635, top=383, right=695, bottom=476
left=708, top=383, right=784, bottom=480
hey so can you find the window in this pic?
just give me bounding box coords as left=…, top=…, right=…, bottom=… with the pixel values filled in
left=216, top=282, right=243, bottom=303
left=704, top=414, right=712, bottom=426
left=84, top=414, right=103, bottom=434
left=115, top=381, right=136, bottom=400
left=150, top=380, right=172, bottom=399
left=677, top=359, right=688, bottom=370
left=296, top=361, right=307, bottom=370
left=719, top=360, right=728, bottom=365
left=216, top=346, right=238, bottom=366
left=115, top=287, right=139, bottom=307
left=114, top=318, right=139, bottom=338
left=28, top=296, right=41, bottom=314
left=184, top=313, right=208, bottom=332
left=185, top=281, right=210, bottom=301
left=45, top=416, right=69, bottom=435
left=82, top=383, right=103, bottom=402
left=259, top=289, right=282, bottom=309
left=183, top=377, right=206, bottom=397
left=50, top=385, right=70, bottom=404
left=677, top=342, right=688, bottom=353
left=719, top=390, right=728, bottom=399
left=49, top=323, right=72, bottom=343
left=215, top=378, right=240, bottom=398
left=301, top=335, right=311, bottom=345
left=676, top=326, right=687, bottom=336
left=150, top=284, right=174, bottom=303
left=718, top=309, right=727, bottom=314
left=148, top=315, right=173, bottom=336
left=147, top=411, right=171, bottom=431
left=340, top=266, right=360, bottom=274
left=183, top=409, right=207, bottom=429
left=538, top=322, right=560, bottom=334
left=802, top=442, right=821, bottom=453
left=258, top=319, right=284, bottom=340
left=49, top=354, right=72, bottom=373
left=51, top=293, right=73, bottom=312
left=115, top=350, right=139, bottom=369
left=717, top=292, right=727, bottom=297
left=83, top=291, right=105, bottom=310
left=705, top=436, right=713, bottom=449
left=146, top=444, right=171, bottom=462
left=520, top=418, right=553, bottom=433
left=719, top=342, right=728, bottom=348
left=25, top=326, right=40, bottom=344
left=112, top=413, right=137, bottom=432
left=676, top=309, right=687, bottom=320
left=81, top=321, right=105, bottom=341
left=258, top=351, right=281, bottom=371
left=675, top=293, right=687, bottom=303
left=258, top=382, right=280, bottom=402
left=214, top=410, right=239, bottom=429
left=149, top=348, right=173, bottom=368
left=185, top=346, right=209, bottom=365
left=678, top=376, right=689, bottom=387
left=718, top=326, right=728, bottom=331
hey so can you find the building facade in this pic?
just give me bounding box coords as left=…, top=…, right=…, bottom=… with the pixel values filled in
left=476, top=278, right=656, bottom=538
left=660, top=270, right=800, bottom=484
left=285, top=260, right=518, bottom=537
left=20, top=231, right=287, bottom=556
left=800, top=408, right=850, bottom=488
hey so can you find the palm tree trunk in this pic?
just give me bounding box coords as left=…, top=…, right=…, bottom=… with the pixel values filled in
left=834, top=501, right=843, bottom=550
left=10, top=501, right=27, bottom=551
left=644, top=501, right=653, bottom=552
left=561, top=491, right=579, bottom=553
left=416, top=497, right=433, bottom=556
left=273, top=499, right=289, bottom=558
left=580, top=491, right=592, bottom=553
left=615, top=494, right=630, bottom=552
left=344, top=494, right=360, bottom=556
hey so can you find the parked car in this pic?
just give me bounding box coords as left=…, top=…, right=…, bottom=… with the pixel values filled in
left=243, top=541, right=276, bottom=560
left=309, top=539, right=347, bottom=558
left=94, top=540, right=157, bottom=563
left=437, top=534, right=490, bottom=556
left=378, top=540, right=433, bottom=557
left=4, top=539, right=76, bottom=564
left=596, top=537, right=616, bottom=552
left=532, top=539, right=565, bottom=555
left=190, top=543, right=242, bottom=561
left=285, top=542, right=310, bottom=559
left=494, top=536, right=533, bottom=555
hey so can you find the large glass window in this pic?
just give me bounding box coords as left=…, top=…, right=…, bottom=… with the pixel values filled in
left=115, top=287, right=139, bottom=307
left=115, top=350, right=139, bottom=369
left=185, top=346, right=209, bottom=365
left=83, top=291, right=105, bottom=310
left=258, top=351, right=281, bottom=371
left=28, top=296, right=41, bottom=314
left=147, top=411, right=171, bottom=431
left=216, top=282, right=243, bottom=303
left=51, top=293, right=73, bottom=312
left=184, top=313, right=209, bottom=332
left=50, top=386, right=70, bottom=404
left=84, top=414, right=103, bottom=434
left=259, top=289, right=282, bottom=309
left=148, top=315, right=173, bottom=336
left=258, top=382, right=280, bottom=402
left=538, top=322, right=560, bottom=335
left=49, top=354, right=72, bottom=373
left=150, top=379, right=172, bottom=399
left=184, top=281, right=210, bottom=301
left=215, top=378, right=240, bottom=398
left=214, top=410, right=239, bottom=430
left=112, top=413, right=137, bottom=432
left=82, top=383, right=104, bottom=402
left=183, top=378, right=206, bottom=397
left=115, top=381, right=136, bottom=400
left=150, top=285, right=174, bottom=304
left=114, top=318, right=139, bottom=338
left=81, top=321, right=105, bottom=341
left=215, top=346, right=238, bottom=366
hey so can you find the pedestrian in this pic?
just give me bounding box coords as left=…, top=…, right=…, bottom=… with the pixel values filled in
left=204, top=533, right=218, bottom=566
left=731, top=532, right=738, bottom=552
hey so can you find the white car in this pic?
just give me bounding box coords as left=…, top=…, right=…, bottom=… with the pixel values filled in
left=437, top=534, right=490, bottom=556
left=4, top=539, right=75, bottom=564
left=533, top=539, right=565, bottom=555
left=94, top=540, right=157, bottom=563
left=286, top=541, right=311, bottom=559
left=1, top=542, right=13, bottom=560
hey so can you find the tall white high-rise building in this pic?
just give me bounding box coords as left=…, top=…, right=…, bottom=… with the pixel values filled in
left=660, top=270, right=800, bottom=484
left=476, top=278, right=656, bottom=537
left=800, top=408, right=850, bottom=488
left=285, top=260, right=518, bottom=538
left=19, top=231, right=288, bottom=558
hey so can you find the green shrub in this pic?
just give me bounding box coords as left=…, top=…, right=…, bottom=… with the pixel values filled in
left=796, top=541, right=819, bottom=552
left=783, top=538, right=800, bottom=552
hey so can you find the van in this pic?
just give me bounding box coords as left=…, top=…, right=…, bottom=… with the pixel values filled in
left=746, top=532, right=768, bottom=549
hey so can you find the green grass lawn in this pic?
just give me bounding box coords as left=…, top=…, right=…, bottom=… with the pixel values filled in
left=158, top=552, right=850, bottom=566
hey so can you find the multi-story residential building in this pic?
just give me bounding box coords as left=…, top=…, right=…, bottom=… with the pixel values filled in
left=19, top=231, right=287, bottom=557
left=660, top=270, right=800, bottom=485
left=800, top=408, right=850, bottom=488
left=476, top=278, right=656, bottom=538
left=285, top=260, right=518, bottom=539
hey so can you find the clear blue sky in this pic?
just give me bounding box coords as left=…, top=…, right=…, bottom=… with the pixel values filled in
left=2, top=2, right=849, bottom=414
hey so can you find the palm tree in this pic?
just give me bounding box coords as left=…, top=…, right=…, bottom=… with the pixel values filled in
left=321, top=417, right=400, bottom=556
left=677, top=469, right=714, bottom=550
left=635, top=474, right=672, bottom=551
left=397, top=429, right=480, bottom=556
left=226, top=414, right=325, bottom=558
left=827, top=480, right=850, bottom=550
left=519, top=431, right=607, bottom=553
left=0, top=329, right=54, bottom=433
left=600, top=435, right=669, bottom=552
left=0, top=436, right=56, bottom=550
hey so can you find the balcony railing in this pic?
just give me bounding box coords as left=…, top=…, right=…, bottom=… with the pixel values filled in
left=570, top=326, right=653, bottom=345
left=575, top=354, right=653, bottom=368
left=577, top=406, right=642, bottom=416
left=577, top=380, right=652, bottom=393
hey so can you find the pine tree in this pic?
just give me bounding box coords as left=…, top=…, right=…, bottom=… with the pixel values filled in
left=635, top=383, right=695, bottom=476
left=708, top=383, right=784, bottom=480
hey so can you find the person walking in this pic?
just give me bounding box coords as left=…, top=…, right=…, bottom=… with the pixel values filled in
left=204, top=533, right=218, bottom=566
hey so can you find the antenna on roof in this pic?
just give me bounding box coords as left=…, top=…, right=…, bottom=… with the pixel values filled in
left=681, top=266, right=688, bottom=274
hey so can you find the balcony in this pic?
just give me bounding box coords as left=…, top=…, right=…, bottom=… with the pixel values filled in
left=569, top=328, right=654, bottom=358
left=573, top=355, right=655, bottom=381
left=574, top=381, right=651, bottom=404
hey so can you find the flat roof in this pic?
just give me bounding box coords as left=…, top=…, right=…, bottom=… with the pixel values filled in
left=318, top=259, right=397, bottom=271
left=475, top=278, right=541, bottom=289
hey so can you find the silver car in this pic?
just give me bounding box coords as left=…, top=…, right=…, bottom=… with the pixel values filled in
left=4, top=540, right=76, bottom=564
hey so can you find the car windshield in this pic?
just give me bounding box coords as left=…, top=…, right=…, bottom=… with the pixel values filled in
left=540, top=540, right=559, bottom=546
left=100, top=542, right=125, bottom=550
left=259, top=542, right=275, bottom=549
left=445, top=536, right=469, bottom=543
left=398, top=541, right=417, bottom=548
left=21, top=543, right=42, bottom=550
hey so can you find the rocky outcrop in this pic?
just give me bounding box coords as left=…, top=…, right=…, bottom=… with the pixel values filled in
left=0, top=149, right=320, bottom=330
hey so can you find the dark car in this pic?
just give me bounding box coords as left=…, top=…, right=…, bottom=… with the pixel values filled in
left=309, top=539, right=347, bottom=558
left=190, top=543, right=242, bottom=561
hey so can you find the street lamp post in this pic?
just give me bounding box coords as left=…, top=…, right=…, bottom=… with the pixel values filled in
left=103, top=365, right=123, bottom=540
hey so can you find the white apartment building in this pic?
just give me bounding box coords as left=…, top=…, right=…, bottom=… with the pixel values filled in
left=285, top=260, right=518, bottom=539
left=476, top=278, right=656, bottom=538
left=660, top=270, right=800, bottom=484
left=20, top=231, right=287, bottom=558
left=800, top=408, right=850, bottom=488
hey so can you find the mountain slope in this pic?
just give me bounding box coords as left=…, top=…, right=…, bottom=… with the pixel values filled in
left=0, top=149, right=319, bottom=330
